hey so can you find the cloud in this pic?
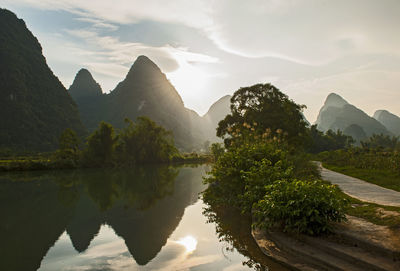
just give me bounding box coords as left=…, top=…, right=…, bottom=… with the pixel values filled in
left=74, top=17, right=118, bottom=31
left=207, top=0, right=400, bottom=64
left=45, top=24, right=218, bottom=92
left=9, top=0, right=400, bottom=66
left=5, top=0, right=213, bottom=28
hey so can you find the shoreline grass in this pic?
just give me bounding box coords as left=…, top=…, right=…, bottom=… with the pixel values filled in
left=323, top=163, right=400, bottom=192
left=343, top=192, right=400, bottom=228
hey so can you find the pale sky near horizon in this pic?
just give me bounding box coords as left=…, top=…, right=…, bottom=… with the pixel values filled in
left=1, top=0, right=400, bottom=122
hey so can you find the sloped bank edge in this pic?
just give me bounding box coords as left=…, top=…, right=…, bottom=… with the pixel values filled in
left=251, top=215, right=400, bottom=271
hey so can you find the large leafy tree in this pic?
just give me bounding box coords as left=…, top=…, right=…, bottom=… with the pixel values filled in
left=217, top=83, right=309, bottom=147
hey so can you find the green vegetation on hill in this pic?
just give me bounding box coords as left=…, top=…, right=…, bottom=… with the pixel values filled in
left=0, top=9, right=85, bottom=152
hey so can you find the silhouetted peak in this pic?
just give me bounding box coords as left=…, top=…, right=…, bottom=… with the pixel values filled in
left=76, top=68, right=92, bottom=78
left=125, top=55, right=162, bottom=80
left=136, top=55, right=156, bottom=65
left=324, top=93, right=348, bottom=108
left=69, top=68, right=102, bottom=99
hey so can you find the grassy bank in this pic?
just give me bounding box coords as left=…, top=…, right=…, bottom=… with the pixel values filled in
left=344, top=192, right=400, bottom=228
left=323, top=163, right=400, bottom=192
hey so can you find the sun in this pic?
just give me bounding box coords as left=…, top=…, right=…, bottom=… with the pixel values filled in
left=167, top=62, right=209, bottom=99
left=176, top=235, right=198, bottom=254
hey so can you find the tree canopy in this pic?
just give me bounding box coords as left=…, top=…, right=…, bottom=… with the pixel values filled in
left=116, top=116, right=178, bottom=164
left=217, top=83, right=308, bottom=147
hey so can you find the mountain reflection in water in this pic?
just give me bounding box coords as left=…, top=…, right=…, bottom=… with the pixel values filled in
left=0, top=165, right=288, bottom=271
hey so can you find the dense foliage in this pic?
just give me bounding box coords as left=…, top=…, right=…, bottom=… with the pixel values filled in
left=361, top=134, right=400, bottom=151
left=82, top=117, right=179, bottom=167
left=204, top=83, right=347, bottom=235
left=307, top=125, right=354, bottom=153
left=203, top=138, right=297, bottom=211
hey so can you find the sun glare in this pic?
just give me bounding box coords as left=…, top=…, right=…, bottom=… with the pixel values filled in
left=176, top=235, right=198, bottom=254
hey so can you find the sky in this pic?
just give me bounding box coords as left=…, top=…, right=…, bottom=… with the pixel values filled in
left=1, top=0, right=400, bottom=122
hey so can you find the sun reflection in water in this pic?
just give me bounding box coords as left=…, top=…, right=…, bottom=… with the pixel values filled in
left=176, top=235, right=198, bottom=254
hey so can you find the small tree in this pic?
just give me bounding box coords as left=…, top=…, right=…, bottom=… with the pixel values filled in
left=116, top=117, right=178, bottom=164
left=85, top=122, right=117, bottom=166
left=59, top=128, right=80, bottom=152
left=54, top=128, right=80, bottom=166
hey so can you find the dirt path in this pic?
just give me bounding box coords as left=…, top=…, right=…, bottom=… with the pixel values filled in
left=317, top=162, right=400, bottom=207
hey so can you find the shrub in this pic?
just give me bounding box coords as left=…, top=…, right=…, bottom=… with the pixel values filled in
left=203, top=140, right=295, bottom=210
left=253, top=180, right=348, bottom=235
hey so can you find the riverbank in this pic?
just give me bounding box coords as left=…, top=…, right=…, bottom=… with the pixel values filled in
left=0, top=153, right=212, bottom=172
left=251, top=163, right=400, bottom=270
left=252, top=215, right=400, bottom=271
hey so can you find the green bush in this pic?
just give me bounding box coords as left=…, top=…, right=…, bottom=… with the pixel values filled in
left=203, top=140, right=295, bottom=210
left=203, top=137, right=320, bottom=210
left=253, top=180, right=348, bottom=235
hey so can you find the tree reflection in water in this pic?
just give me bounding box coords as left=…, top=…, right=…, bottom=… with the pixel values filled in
left=203, top=204, right=290, bottom=271
left=0, top=165, right=289, bottom=271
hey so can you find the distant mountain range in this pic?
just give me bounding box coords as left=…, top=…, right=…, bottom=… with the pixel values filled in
left=0, top=8, right=231, bottom=152
left=68, top=56, right=231, bottom=150
left=315, top=93, right=400, bottom=141
left=2, top=8, right=400, bottom=152
left=0, top=8, right=85, bottom=151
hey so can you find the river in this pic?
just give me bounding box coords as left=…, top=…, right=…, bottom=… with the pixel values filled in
left=0, top=165, right=289, bottom=270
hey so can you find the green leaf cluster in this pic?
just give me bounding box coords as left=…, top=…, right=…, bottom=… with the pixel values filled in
left=253, top=180, right=348, bottom=235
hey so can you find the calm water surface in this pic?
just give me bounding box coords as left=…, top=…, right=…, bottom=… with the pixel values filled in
left=0, top=165, right=288, bottom=271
